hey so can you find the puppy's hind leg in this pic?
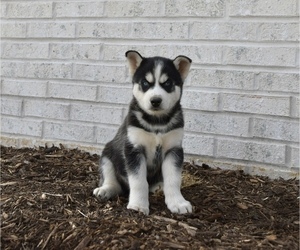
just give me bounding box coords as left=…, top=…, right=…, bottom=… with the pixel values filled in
left=149, top=182, right=163, bottom=193
left=93, top=157, right=122, bottom=200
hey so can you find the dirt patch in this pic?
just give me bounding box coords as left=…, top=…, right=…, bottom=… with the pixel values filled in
left=1, top=145, right=299, bottom=249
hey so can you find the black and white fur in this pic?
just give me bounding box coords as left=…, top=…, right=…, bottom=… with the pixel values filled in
left=93, top=51, right=192, bottom=215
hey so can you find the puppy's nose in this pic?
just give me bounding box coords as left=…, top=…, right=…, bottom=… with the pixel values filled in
left=150, top=97, right=162, bottom=108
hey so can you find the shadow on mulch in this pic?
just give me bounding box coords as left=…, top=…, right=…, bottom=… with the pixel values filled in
left=1, top=145, right=299, bottom=250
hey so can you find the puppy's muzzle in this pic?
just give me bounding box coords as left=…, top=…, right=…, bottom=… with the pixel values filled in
left=150, top=97, right=162, bottom=108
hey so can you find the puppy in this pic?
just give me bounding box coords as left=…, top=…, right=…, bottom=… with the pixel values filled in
left=93, top=50, right=192, bottom=215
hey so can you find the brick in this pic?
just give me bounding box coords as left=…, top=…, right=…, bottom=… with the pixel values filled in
left=252, top=118, right=299, bottom=142
left=55, top=2, right=104, bottom=17
left=105, top=1, right=162, bottom=17
left=222, top=93, right=290, bottom=116
left=289, top=146, right=299, bottom=169
left=184, top=111, right=249, bottom=137
left=182, top=90, right=218, bottom=111
left=1, top=62, right=25, bottom=78
left=74, top=64, right=126, bottom=83
left=5, top=2, right=52, bottom=19
left=24, top=100, right=70, bottom=120
left=255, top=73, right=299, bottom=93
left=27, top=23, right=75, bottom=38
left=71, top=104, right=123, bottom=125
left=217, top=139, right=286, bottom=165
left=1, top=98, right=22, bottom=116
left=1, top=117, right=42, bottom=137
left=50, top=43, right=100, bottom=60
left=132, top=22, right=189, bottom=39
left=258, top=23, right=299, bottom=42
left=191, top=22, right=257, bottom=41
left=169, top=45, right=222, bottom=64
left=229, top=0, right=298, bottom=16
left=1, top=23, right=26, bottom=38
left=48, top=82, right=97, bottom=101
left=1, top=3, right=7, bottom=18
left=2, top=43, right=49, bottom=59
left=165, top=0, right=225, bottom=17
left=0, top=136, right=18, bottom=148
left=78, top=22, right=130, bottom=38
left=5, top=2, right=52, bottom=18
left=183, top=133, right=214, bottom=156
left=98, top=85, right=132, bottom=104
left=44, top=122, right=94, bottom=142
left=1, top=79, right=47, bottom=97
left=102, top=44, right=205, bottom=63
left=291, top=96, right=300, bottom=118
left=101, top=45, right=170, bottom=61
left=82, top=21, right=189, bottom=40
left=25, top=62, right=72, bottom=79
left=223, top=46, right=297, bottom=67
left=190, top=69, right=255, bottom=90
left=101, top=45, right=129, bottom=61
left=96, top=126, right=118, bottom=144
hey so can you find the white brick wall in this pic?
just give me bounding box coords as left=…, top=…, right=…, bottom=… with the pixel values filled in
left=1, top=0, right=299, bottom=179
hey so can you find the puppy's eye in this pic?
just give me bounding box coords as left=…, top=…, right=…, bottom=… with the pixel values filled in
left=141, top=79, right=150, bottom=88
left=142, top=80, right=149, bottom=86
left=161, top=79, right=174, bottom=93
left=140, top=79, right=150, bottom=91
left=162, top=79, right=173, bottom=87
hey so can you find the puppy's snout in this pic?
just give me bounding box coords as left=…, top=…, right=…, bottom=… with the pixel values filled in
left=150, top=97, right=162, bottom=108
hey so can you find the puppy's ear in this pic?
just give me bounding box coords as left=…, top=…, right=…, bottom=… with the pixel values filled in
left=125, top=50, right=143, bottom=76
left=173, top=56, right=192, bottom=81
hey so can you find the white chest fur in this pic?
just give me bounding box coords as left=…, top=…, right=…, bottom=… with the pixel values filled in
left=127, top=126, right=183, bottom=166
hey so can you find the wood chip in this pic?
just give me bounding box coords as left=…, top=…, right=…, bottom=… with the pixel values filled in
left=163, top=241, right=186, bottom=249
left=237, top=202, right=248, bottom=210
left=153, top=215, right=197, bottom=236
left=266, top=234, right=277, bottom=241
left=41, top=223, right=63, bottom=250
left=45, top=155, right=64, bottom=158
left=0, top=182, right=17, bottom=186
left=74, top=235, right=92, bottom=250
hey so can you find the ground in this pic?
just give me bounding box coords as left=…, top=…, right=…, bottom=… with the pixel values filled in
left=1, top=145, right=299, bottom=250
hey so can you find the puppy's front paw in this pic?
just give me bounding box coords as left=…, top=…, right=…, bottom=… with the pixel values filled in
left=127, top=202, right=149, bottom=215
left=166, top=197, right=192, bottom=214
left=93, top=187, right=109, bottom=200
left=93, top=185, right=119, bottom=200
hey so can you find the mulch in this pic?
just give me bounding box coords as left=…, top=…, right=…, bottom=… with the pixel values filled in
left=1, top=145, right=299, bottom=250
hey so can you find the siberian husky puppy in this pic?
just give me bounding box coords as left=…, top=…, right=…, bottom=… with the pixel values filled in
left=93, top=50, right=192, bottom=215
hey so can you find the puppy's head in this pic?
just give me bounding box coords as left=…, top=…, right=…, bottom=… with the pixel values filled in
left=126, top=50, right=192, bottom=116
